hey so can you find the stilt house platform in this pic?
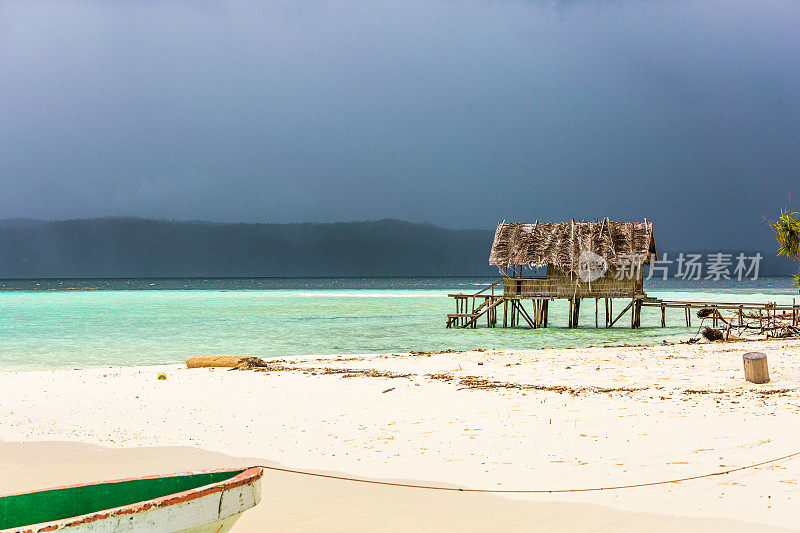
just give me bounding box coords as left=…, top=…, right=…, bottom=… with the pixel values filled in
left=447, top=219, right=656, bottom=329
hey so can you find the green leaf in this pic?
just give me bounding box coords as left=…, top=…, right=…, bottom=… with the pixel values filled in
left=773, top=209, right=800, bottom=260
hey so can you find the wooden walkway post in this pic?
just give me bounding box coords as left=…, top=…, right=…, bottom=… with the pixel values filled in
left=743, top=352, right=769, bottom=384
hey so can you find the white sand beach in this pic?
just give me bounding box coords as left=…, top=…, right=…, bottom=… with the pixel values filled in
left=2, top=339, right=800, bottom=531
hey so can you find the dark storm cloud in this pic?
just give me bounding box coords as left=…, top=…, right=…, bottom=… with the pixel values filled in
left=1, top=1, right=798, bottom=250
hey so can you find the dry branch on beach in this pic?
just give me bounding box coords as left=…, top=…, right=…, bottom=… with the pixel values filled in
left=696, top=305, right=800, bottom=342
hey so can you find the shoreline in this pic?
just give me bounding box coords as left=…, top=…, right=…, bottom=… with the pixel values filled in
left=2, top=340, right=800, bottom=529
left=0, top=335, right=778, bottom=374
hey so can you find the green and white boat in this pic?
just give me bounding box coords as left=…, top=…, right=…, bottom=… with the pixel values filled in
left=0, top=467, right=263, bottom=533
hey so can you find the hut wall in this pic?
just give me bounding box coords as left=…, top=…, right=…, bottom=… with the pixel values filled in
left=503, top=265, right=642, bottom=298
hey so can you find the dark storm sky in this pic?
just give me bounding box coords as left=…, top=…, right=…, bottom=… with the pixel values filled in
left=1, top=1, right=798, bottom=250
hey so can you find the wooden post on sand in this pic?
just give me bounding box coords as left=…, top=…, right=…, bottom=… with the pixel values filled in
left=743, top=352, right=769, bottom=384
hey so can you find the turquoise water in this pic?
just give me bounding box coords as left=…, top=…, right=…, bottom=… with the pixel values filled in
left=0, top=277, right=797, bottom=370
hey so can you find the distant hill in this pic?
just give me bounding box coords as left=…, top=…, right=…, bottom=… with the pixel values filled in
left=0, top=218, right=497, bottom=277
left=0, top=217, right=794, bottom=278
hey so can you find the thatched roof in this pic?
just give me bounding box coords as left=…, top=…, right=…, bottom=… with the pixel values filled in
left=489, top=219, right=656, bottom=271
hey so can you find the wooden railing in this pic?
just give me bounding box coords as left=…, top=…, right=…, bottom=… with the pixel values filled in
left=502, top=277, right=640, bottom=299
left=471, top=278, right=504, bottom=298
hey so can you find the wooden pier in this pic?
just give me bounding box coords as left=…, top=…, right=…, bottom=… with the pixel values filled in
left=639, top=298, right=800, bottom=329
left=447, top=279, right=800, bottom=330
left=450, top=219, right=799, bottom=331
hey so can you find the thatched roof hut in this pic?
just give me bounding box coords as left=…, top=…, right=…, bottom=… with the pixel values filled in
left=489, top=219, right=656, bottom=273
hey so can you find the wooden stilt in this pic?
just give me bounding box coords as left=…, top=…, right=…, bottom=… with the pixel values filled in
left=513, top=300, right=518, bottom=328
left=543, top=299, right=548, bottom=327
left=630, top=297, right=636, bottom=329
left=661, top=304, right=665, bottom=327
left=636, top=300, right=642, bottom=328
left=543, top=299, right=549, bottom=327
left=570, top=299, right=574, bottom=328
left=568, top=298, right=573, bottom=328
left=539, top=299, right=545, bottom=327
left=595, top=298, right=598, bottom=328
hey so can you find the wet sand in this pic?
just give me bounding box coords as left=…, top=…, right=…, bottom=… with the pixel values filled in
left=0, top=441, right=792, bottom=532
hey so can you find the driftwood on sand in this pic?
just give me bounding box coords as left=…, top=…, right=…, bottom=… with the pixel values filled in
left=186, top=356, right=268, bottom=369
